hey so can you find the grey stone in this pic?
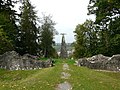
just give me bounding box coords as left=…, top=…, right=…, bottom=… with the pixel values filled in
left=61, top=72, right=71, bottom=79
left=63, top=63, right=69, bottom=70
left=60, top=34, right=68, bottom=58
left=106, top=55, right=120, bottom=71
left=0, top=51, right=53, bottom=70
left=56, top=81, right=72, bottom=90
left=77, top=54, right=120, bottom=71
left=77, top=58, right=90, bottom=67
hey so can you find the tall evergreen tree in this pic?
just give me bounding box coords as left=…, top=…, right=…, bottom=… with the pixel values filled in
left=17, top=0, right=38, bottom=55
left=39, top=15, right=57, bottom=58
left=0, top=0, right=18, bottom=54
left=0, top=26, right=13, bottom=54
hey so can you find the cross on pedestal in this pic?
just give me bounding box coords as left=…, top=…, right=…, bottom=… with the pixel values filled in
left=60, top=33, right=68, bottom=58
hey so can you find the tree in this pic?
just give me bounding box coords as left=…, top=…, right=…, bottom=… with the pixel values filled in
left=88, top=0, right=120, bottom=25
left=109, top=17, right=120, bottom=55
left=88, top=0, right=120, bottom=56
left=0, top=27, right=14, bottom=54
left=73, top=20, right=98, bottom=58
left=17, top=0, right=38, bottom=55
left=0, top=0, right=18, bottom=54
left=39, top=15, right=57, bottom=58
left=73, top=24, right=86, bottom=58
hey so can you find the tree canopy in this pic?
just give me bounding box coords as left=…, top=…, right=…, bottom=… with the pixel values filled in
left=39, top=15, right=58, bottom=58
left=88, top=0, right=120, bottom=56
left=74, top=20, right=98, bottom=58
left=0, top=0, right=58, bottom=58
left=0, top=0, right=18, bottom=54
left=73, top=0, right=120, bottom=58
left=16, top=0, right=38, bottom=55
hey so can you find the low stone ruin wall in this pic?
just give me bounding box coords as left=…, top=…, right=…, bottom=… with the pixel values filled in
left=0, top=51, right=53, bottom=70
left=77, top=54, right=120, bottom=71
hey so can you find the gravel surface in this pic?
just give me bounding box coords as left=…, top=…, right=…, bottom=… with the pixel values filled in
left=56, top=63, right=72, bottom=90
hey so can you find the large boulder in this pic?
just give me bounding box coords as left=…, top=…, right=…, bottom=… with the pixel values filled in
left=77, top=58, right=90, bottom=67
left=0, top=51, right=53, bottom=70
left=87, top=54, right=109, bottom=69
left=87, top=54, right=109, bottom=62
left=0, top=51, right=20, bottom=70
left=106, top=55, right=120, bottom=71
left=77, top=54, right=120, bottom=71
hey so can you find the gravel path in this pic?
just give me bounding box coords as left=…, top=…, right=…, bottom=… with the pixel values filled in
left=56, top=63, right=72, bottom=90
left=56, top=81, right=72, bottom=90
left=61, top=72, right=71, bottom=79
left=63, top=63, right=69, bottom=71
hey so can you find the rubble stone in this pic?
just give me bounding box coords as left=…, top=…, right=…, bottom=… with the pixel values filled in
left=0, top=51, right=53, bottom=70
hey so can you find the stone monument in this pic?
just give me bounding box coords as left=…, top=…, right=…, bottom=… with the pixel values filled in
left=60, top=33, right=68, bottom=58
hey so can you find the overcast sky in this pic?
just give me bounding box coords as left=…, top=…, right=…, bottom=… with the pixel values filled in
left=30, top=0, right=95, bottom=43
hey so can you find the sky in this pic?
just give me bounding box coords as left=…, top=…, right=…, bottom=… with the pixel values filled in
left=28, top=0, right=95, bottom=43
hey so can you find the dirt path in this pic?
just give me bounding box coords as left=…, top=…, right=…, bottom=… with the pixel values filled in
left=56, top=63, right=72, bottom=90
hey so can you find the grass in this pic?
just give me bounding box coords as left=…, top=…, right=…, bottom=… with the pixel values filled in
left=37, top=57, right=49, bottom=61
left=0, top=61, right=63, bottom=90
left=0, top=59, right=120, bottom=90
left=68, top=65, right=120, bottom=90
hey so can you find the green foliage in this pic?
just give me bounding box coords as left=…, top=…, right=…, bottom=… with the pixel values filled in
left=17, top=0, right=39, bottom=55
left=87, top=0, right=120, bottom=56
left=88, top=0, right=120, bottom=24
left=73, top=20, right=98, bottom=58
left=73, top=24, right=86, bottom=58
left=0, top=0, right=58, bottom=57
left=0, top=0, right=18, bottom=54
left=108, top=17, right=120, bottom=55
left=39, top=15, right=58, bottom=58
left=0, top=27, right=14, bottom=54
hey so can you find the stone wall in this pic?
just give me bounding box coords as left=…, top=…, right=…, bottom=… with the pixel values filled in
left=77, top=54, right=120, bottom=71
left=0, top=51, right=53, bottom=70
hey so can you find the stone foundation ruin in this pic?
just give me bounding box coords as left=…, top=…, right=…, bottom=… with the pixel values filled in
left=0, top=51, right=53, bottom=70
left=77, top=54, right=120, bottom=71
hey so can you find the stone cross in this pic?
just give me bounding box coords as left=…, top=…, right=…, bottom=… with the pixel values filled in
left=60, top=33, right=68, bottom=58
